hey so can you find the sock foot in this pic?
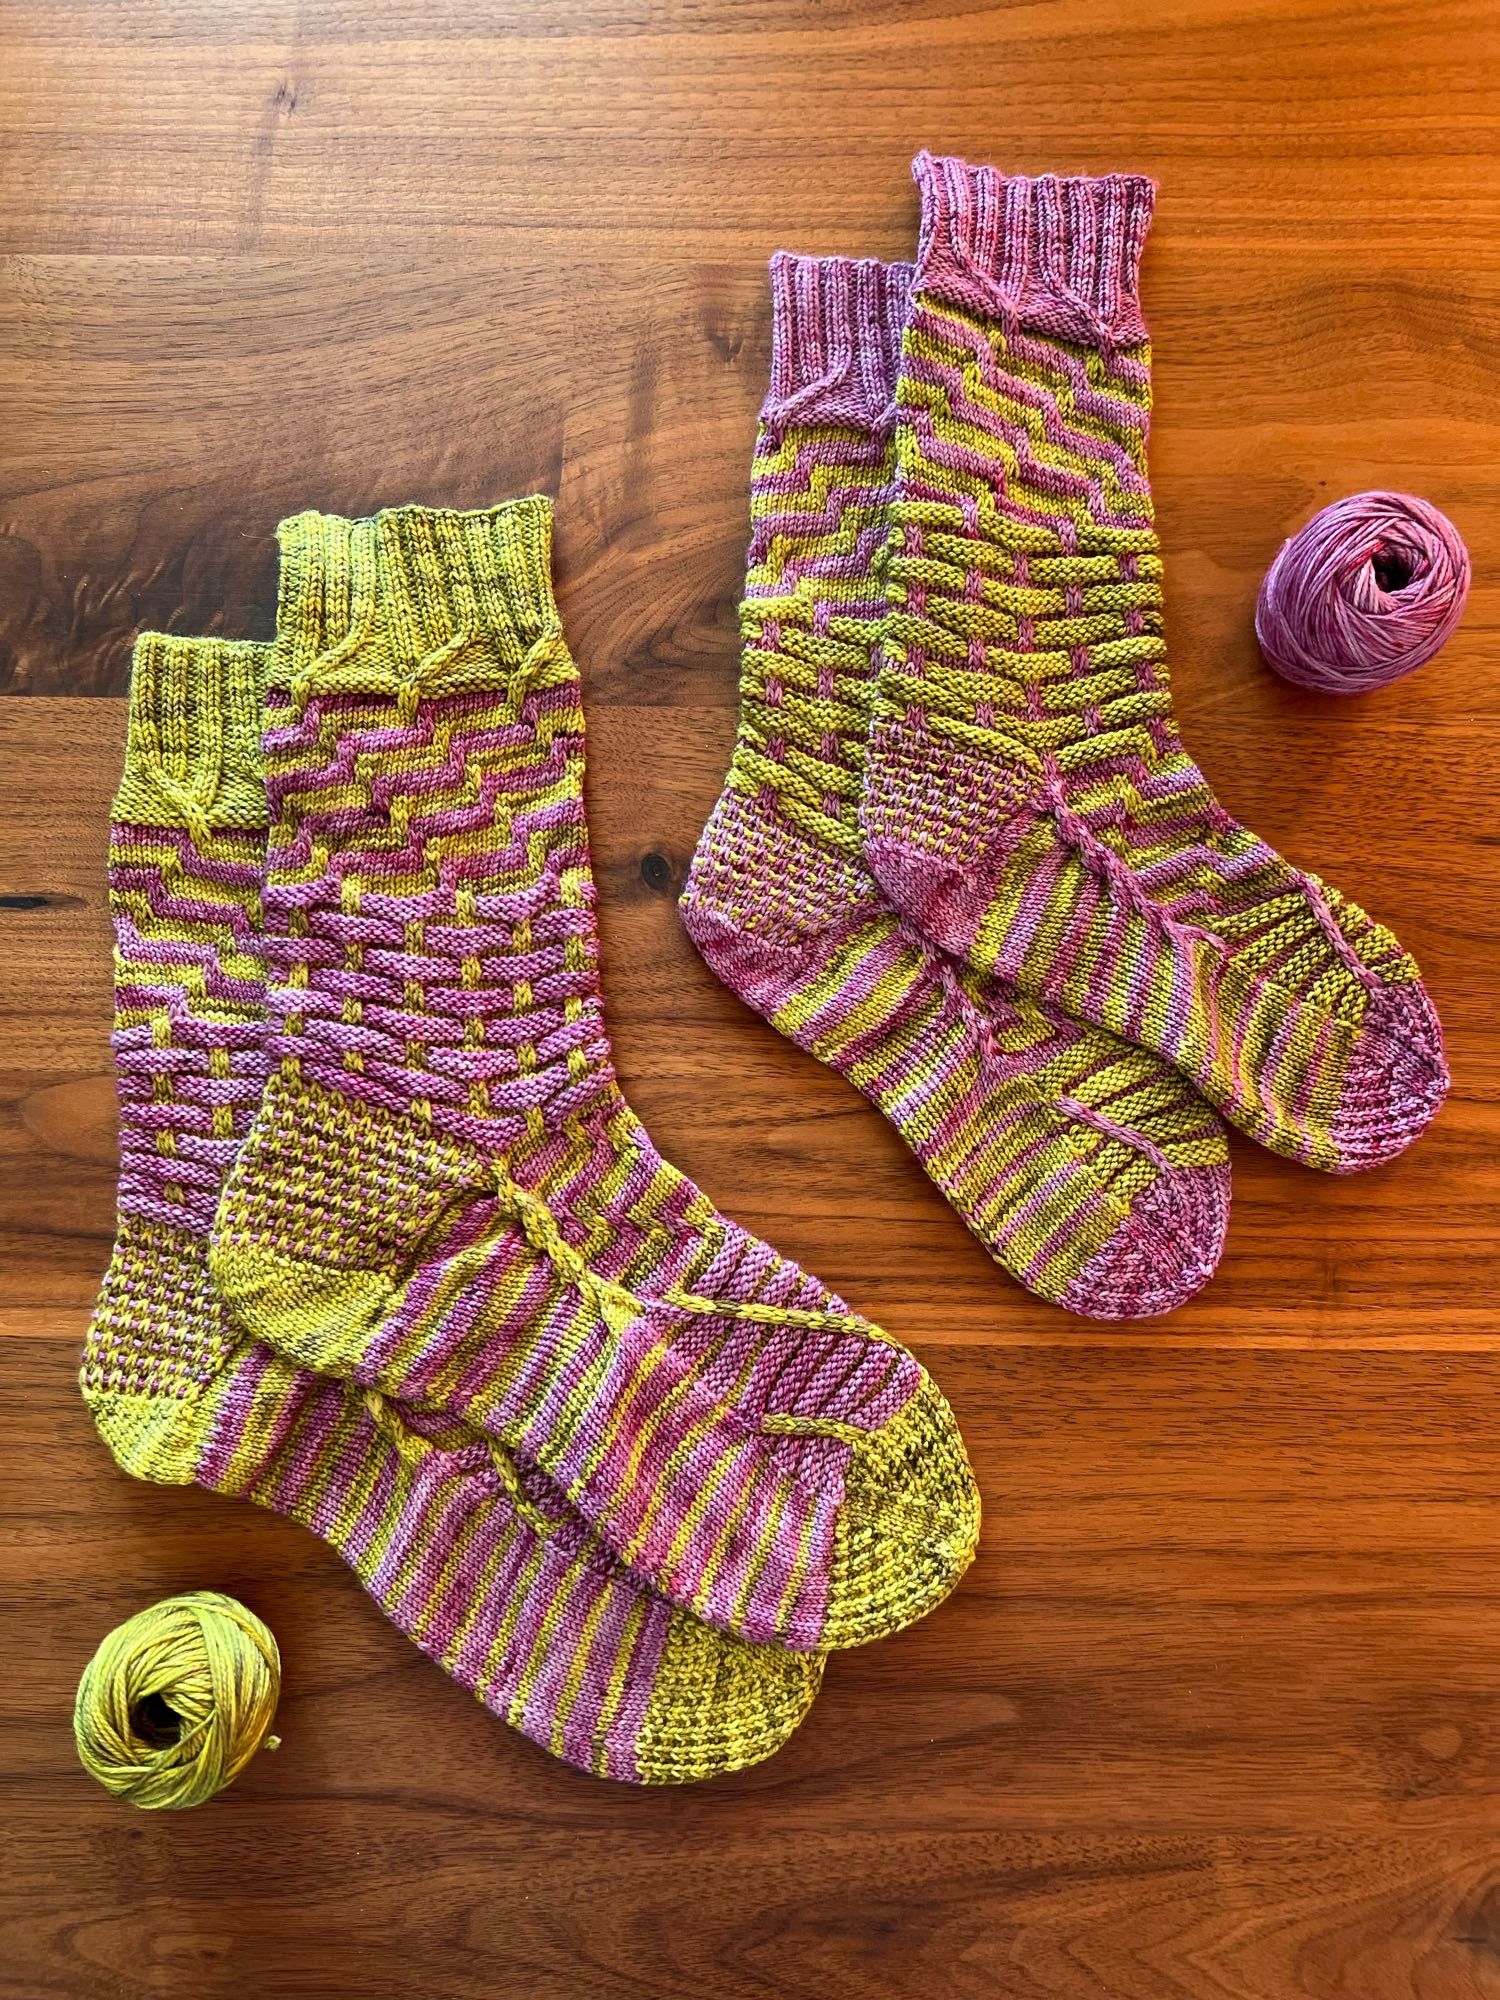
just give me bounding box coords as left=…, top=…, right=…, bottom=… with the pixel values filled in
left=687, top=860, right=1231, bottom=1320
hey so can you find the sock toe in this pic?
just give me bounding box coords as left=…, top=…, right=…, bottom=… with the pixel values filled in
left=632, top=1615, right=824, bottom=1784
left=821, top=1374, right=981, bottom=1649
left=1328, top=978, right=1449, bottom=1171
left=1061, top=1158, right=1232, bottom=1319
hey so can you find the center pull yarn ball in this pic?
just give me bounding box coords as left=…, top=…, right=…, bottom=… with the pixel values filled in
left=1255, top=490, right=1470, bottom=694
left=73, top=1591, right=282, bottom=1809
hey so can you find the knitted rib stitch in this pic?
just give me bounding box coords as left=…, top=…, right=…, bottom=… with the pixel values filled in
left=81, top=633, right=822, bottom=1784
left=860, top=154, right=1447, bottom=1171
left=680, top=254, right=1230, bottom=1317
left=207, top=502, right=979, bottom=1652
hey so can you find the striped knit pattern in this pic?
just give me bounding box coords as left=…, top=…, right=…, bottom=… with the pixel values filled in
left=207, top=502, right=980, bottom=1653
left=681, top=254, right=1230, bottom=1318
left=861, top=153, right=1447, bottom=1172
left=82, top=633, right=823, bottom=1785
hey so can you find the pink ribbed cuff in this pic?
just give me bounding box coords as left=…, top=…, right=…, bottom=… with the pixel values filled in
left=913, top=151, right=1156, bottom=349
left=761, top=254, right=914, bottom=435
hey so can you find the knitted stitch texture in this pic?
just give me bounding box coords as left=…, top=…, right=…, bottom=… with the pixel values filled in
left=680, top=254, right=1230, bottom=1317
left=207, top=502, right=979, bottom=1652
left=81, top=633, right=822, bottom=1784
left=861, top=154, right=1447, bottom=1172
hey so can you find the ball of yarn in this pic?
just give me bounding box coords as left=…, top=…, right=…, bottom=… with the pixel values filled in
left=1255, top=491, right=1470, bottom=694
left=73, top=1592, right=281, bottom=1810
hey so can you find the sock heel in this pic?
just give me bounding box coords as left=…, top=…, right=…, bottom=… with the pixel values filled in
left=210, top=1071, right=493, bottom=1344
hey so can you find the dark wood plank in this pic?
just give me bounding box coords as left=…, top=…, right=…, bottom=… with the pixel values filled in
left=4, top=0, right=1500, bottom=1994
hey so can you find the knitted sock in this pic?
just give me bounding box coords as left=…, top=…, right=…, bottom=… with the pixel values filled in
left=861, top=154, right=1447, bottom=1172
left=82, top=633, right=821, bottom=1784
left=206, top=503, right=979, bottom=1653
left=680, top=253, right=1230, bottom=1317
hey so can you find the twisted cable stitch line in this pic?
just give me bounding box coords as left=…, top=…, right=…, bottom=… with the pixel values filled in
left=118, top=636, right=271, bottom=843
left=899, top=914, right=1190, bottom=1187
left=892, top=553, right=1391, bottom=1008
left=359, top=1387, right=561, bottom=1541
left=762, top=254, right=914, bottom=441
left=911, top=152, right=1155, bottom=361
left=131, top=634, right=229, bottom=837
left=1041, top=778, right=1228, bottom=961
left=287, top=623, right=575, bottom=727
left=494, top=1174, right=892, bottom=1346
left=273, top=501, right=560, bottom=688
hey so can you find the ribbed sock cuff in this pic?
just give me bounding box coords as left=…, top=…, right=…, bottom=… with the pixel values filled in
left=115, top=635, right=270, bottom=832
left=761, top=254, right=914, bottom=436
left=272, top=498, right=561, bottom=688
left=912, top=150, right=1155, bottom=348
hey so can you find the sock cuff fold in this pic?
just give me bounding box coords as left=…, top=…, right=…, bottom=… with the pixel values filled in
left=912, top=151, right=1155, bottom=349
left=115, top=635, right=270, bottom=833
left=272, top=498, right=562, bottom=691
left=761, top=254, right=914, bottom=437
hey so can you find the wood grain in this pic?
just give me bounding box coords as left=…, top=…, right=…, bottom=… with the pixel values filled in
left=2, top=1, right=1498, bottom=1995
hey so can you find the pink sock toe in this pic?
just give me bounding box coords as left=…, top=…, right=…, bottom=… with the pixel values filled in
left=1061, top=1158, right=1232, bottom=1320
left=1328, top=979, right=1449, bottom=1171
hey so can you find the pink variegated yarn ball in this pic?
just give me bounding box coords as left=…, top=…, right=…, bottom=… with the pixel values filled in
left=1255, top=492, right=1470, bottom=695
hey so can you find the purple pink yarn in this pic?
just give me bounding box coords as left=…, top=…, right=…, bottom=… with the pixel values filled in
left=1255, top=491, right=1470, bottom=695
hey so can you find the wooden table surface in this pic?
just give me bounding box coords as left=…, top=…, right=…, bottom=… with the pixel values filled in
left=3, top=3, right=1498, bottom=1995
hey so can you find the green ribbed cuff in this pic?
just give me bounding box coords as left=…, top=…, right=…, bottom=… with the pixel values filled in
left=272, top=497, right=561, bottom=691
left=113, top=635, right=270, bottom=831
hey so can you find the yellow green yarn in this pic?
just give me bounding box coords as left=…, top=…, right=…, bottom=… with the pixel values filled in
left=73, top=1592, right=281, bottom=1809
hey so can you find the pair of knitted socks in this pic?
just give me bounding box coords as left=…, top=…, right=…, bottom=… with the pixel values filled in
left=82, top=150, right=1449, bottom=1783
left=683, top=153, right=1447, bottom=1318
left=83, top=503, right=980, bottom=1785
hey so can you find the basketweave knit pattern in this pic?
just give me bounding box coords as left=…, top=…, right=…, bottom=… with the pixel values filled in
left=861, top=153, right=1447, bottom=1172
left=81, top=633, right=823, bottom=1786
left=680, top=253, right=1231, bottom=1318
left=208, top=500, right=980, bottom=1654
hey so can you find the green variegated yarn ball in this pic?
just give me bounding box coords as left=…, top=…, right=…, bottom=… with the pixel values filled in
left=74, top=1592, right=281, bottom=1809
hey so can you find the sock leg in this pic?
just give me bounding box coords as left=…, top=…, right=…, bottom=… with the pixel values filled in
left=862, top=154, right=1447, bottom=1172
left=680, top=252, right=1230, bottom=1317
